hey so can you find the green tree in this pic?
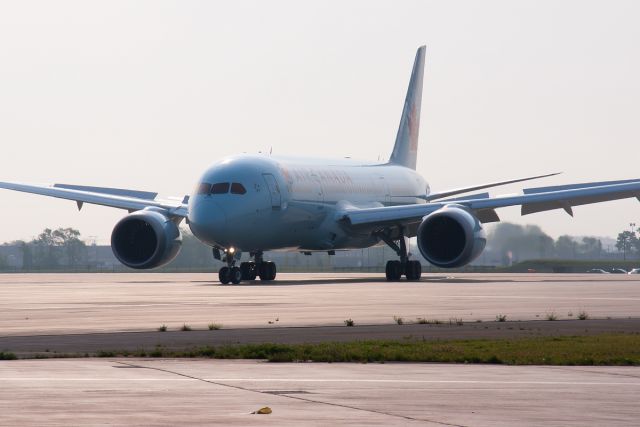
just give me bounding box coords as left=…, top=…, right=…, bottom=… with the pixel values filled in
left=555, top=235, right=578, bottom=259
left=616, top=231, right=637, bottom=259
left=31, top=227, right=86, bottom=268
left=578, top=237, right=603, bottom=259
left=488, top=223, right=554, bottom=262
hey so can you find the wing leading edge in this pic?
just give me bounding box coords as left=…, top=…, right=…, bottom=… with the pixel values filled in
left=0, top=181, right=188, bottom=218
left=343, top=178, right=640, bottom=230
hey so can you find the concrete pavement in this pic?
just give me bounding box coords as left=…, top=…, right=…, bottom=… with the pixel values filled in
left=1, top=272, right=639, bottom=336
left=1, top=358, right=638, bottom=426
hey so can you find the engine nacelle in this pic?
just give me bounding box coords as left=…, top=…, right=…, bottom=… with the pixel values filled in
left=416, top=205, right=486, bottom=268
left=111, top=209, right=182, bottom=269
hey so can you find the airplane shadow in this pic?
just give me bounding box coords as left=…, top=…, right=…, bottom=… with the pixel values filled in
left=191, top=276, right=516, bottom=286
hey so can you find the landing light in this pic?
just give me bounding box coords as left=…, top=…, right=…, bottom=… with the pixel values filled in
left=228, top=247, right=236, bottom=254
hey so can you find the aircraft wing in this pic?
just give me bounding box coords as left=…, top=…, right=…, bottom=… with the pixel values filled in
left=424, top=172, right=561, bottom=201
left=0, top=181, right=188, bottom=218
left=343, top=178, right=640, bottom=230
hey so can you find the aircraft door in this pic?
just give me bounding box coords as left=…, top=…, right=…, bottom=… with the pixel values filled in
left=262, top=173, right=282, bottom=209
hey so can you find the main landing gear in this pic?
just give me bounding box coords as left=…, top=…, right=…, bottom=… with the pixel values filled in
left=377, top=227, right=422, bottom=281
left=217, top=249, right=277, bottom=284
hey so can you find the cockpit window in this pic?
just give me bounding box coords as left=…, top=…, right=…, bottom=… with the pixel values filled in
left=211, top=182, right=230, bottom=194
left=230, top=183, right=247, bottom=195
left=196, top=183, right=212, bottom=195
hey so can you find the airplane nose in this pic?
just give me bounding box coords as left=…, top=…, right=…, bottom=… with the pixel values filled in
left=188, top=197, right=228, bottom=246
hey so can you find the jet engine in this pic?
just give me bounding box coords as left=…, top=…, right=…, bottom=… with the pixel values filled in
left=416, top=205, right=486, bottom=268
left=111, top=208, right=182, bottom=269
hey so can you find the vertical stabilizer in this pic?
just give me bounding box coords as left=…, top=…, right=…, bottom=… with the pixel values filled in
left=389, top=46, right=425, bottom=170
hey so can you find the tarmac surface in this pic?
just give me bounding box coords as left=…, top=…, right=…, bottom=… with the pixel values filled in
left=2, top=272, right=640, bottom=425
left=1, top=272, right=640, bottom=336
left=1, top=358, right=639, bottom=426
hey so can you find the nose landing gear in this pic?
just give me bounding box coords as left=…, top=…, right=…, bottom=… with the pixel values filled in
left=217, top=247, right=242, bottom=285
left=216, top=249, right=277, bottom=284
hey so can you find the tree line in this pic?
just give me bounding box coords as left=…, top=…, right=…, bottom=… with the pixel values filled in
left=486, top=223, right=606, bottom=264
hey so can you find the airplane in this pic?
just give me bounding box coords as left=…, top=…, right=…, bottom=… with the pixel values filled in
left=2, top=45, right=640, bottom=284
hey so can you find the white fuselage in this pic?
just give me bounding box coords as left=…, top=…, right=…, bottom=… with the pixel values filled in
left=187, top=154, right=429, bottom=252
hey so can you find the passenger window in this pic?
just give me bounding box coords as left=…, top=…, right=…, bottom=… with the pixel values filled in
left=230, top=183, right=247, bottom=195
left=196, top=183, right=212, bottom=195
left=211, top=182, right=230, bottom=194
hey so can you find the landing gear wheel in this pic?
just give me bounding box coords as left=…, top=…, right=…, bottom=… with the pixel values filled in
left=218, top=266, right=231, bottom=284
left=405, top=260, right=422, bottom=281
left=385, top=260, right=402, bottom=281
left=240, top=262, right=257, bottom=280
left=259, top=261, right=277, bottom=281
left=267, top=262, right=276, bottom=280
left=230, top=266, right=242, bottom=284
left=249, top=262, right=257, bottom=280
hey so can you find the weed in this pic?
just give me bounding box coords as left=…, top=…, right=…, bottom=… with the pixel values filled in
left=416, top=318, right=429, bottom=324
left=475, top=319, right=483, bottom=323
left=496, top=314, right=507, bottom=322
left=393, top=316, right=404, bottom=325
left=158, top=324, right=168, bottom=332
left=578, top=310, right=589, bottom=320
left=208, top=323, right=223, bottom=330
left=344, top=319, right=355, bottom=327
left=180, top=324, right=192, bottom=331
left=0, top=351, right=17, bottom=360
left=449, top=318, right=464, bottom=326
left=546, top=311, right=558, bottom=321
left=568, top=311, right=573, bottom=317
left=59, top=334, right=640, bottom=365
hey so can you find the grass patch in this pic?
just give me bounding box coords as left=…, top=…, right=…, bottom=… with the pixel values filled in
left=546, top=311, right=558, bottom=321
left=0, top=351, right=17, bottom=360
left=50, top=334, right=639, bottom=366
left=180, top=324, right=192, bottom=331
left=344, top=319, right=355, bottom=327
left=208, top=323, right=223, bottom=330
left=393, top=316, right=404, bottom=325
left=416, top=318, right=442, bottom=325
left=496, top=314, right=507, bottom=322
left=158, top=325, right=167, bottom=332
left=578, top=310, right=589, bottom=320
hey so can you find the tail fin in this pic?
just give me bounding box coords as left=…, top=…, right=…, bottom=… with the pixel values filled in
left=389, top=46, right=425, bottom=170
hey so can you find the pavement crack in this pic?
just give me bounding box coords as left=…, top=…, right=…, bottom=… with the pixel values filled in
left=114, top=360, right=465, bottom=426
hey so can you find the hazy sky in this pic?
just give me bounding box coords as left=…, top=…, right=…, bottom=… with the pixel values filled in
left=1, top=1, right=639, bottom=244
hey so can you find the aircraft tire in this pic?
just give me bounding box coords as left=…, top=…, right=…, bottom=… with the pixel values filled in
left=268, top=262, right=277, bottom=280
left=406, top=260, right=422, bottom=281
left=240, top=262, right=252, bottom=280
left=259, top=262, right=277, bottom=281
left=219, top=266, right=231, bottom=284
left=258, top=263, right=269, bottom=281
left=248, top=262, right=257, bottom=280
left=385, top=260, right=402, bottom=281
left=230, top=267, right=242, bottom=284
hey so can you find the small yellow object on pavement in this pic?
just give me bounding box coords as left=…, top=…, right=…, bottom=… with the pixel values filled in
left=252, top=407, right=272, bottom=415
